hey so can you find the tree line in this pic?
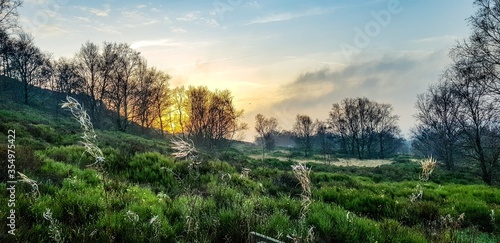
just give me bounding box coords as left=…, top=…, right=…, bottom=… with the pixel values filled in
left=0, top=0, right=246, bottom=150
left=255, top=97, right=404, bottom=160
left=413, top=0, right=500, bottom=184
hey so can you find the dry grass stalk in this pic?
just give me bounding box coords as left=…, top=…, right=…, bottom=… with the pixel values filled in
left=171, top=137, right=199, bottom=165
left=43, top=208, right=64, bottom=243
left=419, top=156, right=437, bottom=182
left=61, top=96, right=104, bottom=167
left=291, top=161, right=314, bottom=243
left=240, top=168, right=251, bottom=179
left=17, top=171, right=40, bottom=200
left=409, top=184, right=423, bottom=203
left=292, top=162, right=312, bottom=214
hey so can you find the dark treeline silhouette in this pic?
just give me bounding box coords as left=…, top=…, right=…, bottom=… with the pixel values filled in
left=414, top=0, right=500, bottom=184
left=0, top=0, right=246, bottom=151
left=255, top=97, right=404, bottom=160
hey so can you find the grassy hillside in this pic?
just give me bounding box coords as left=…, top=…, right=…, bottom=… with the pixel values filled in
left=0, top=87, right=499, bottom=242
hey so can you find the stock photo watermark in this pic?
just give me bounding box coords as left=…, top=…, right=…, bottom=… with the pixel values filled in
left=24, top=0, right=69, bottom=33
left=212, top=0, right=246, bottom=21
left=6, top=129, right=16, bottom=236
left=340, top=0, right=404, bottom=62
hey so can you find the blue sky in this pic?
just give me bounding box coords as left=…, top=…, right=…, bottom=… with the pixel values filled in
left=18, top=0, right=475, bottom=141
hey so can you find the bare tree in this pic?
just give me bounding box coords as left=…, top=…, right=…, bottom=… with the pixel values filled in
left=76, top=41, right=102, bottom=119
left=9, top=33, right=49, bottom=104
left=186, top=86, right=246, bottom=149
left=329, top=97, right=402, bottom=159
left=0, top=0, right=22, bottom=30
left=293, top=114, right=316, bottom=157
left=315, top=120, right=334, bottom=163
left=104, top=42, right=141, bottom=131
left=451, top=54, right=499, bottom=184
left=255, top=114, right=279, bottom=161
left=131, top=64, right=171, bottom=133
left=51, top=57, right=85, bottom=96
left=415, top=0, right=500, bottom=184
left=414, top=78, right=461, bottom=170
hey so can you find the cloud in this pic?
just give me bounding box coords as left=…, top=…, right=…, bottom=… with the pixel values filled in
left=130, top=39, right=186, bottom=49
left=258, top=51, right=451, bottom=136
left=176, top=11, right=202, bottom=21
left=74, top=5, right=110, bottom=17
left=246, top=8, right=328, bottom=25
left=170, top=27, right=188, bottom=33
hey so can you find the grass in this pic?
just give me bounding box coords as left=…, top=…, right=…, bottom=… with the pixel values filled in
left=0, top=99, right=499, bottom=242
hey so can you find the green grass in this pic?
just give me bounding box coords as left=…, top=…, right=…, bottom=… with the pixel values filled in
left=0, top=100, right=499, bottom=242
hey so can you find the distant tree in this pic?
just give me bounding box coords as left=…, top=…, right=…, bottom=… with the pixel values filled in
left=315, top=120, right=334, bottom=163
left=51, top=57, right=85, bottom=96
left=255, top=114, right=279, bottom=161
left=186, top=86, right=246, bottom=149
left=292, top=114, right=316, bottom=157
left=329, top=97, right=402, bottom=159
left=131, top=64, right=171, bottom=133
left=168, top=86, right=188, bottom=136
left=149, top=69, right=171, bottom=136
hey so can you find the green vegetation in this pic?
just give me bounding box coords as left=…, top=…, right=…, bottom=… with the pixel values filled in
left=1, top=100, right=499, bottom=243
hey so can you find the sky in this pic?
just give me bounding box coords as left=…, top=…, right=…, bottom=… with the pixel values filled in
left=18, top=0, right=475, bottom=141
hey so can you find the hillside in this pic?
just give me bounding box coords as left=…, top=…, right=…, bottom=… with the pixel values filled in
left=1, top=79, right=500, bottom=242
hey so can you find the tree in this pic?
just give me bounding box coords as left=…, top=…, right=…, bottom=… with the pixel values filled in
left=451, top=53, right=499, bottom=184
left=465, top=0, right=500, bottom=96
left=416, top=0, right=500, bottom=184
left=315, top=120, right=334, bottom=163
left=0, top=0, right=22, bottom=30
left=414, top=79, right=461, bottom=170
left=76, top=41, right=102, bottom=119
left=51, top=57, right=85, bottom=95
left=104, top=42, right=141, bottom=131
left=293, top=114, right=316, bottom=157
left=328, top=97, right=402, bottom=159
left=9, top=33, right=49, bottom=104
left=131, top=64, right=171, bottom=133
left=167, top=86, right=188, bottom=136
left=186, top=86, right=246, bottom=149
left=255, top=114, right=279, bottom=161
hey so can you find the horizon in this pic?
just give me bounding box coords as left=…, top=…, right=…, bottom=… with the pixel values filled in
left=17, top=0, right=475, bottom=141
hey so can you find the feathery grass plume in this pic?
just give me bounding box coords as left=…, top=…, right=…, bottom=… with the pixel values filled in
left=240, top=168, right=251, bottom=179
left=17, top=171, right=40, bottom=200
left=419, top=156, right=437, bottom=182
left=171, top=136, right=199, bottom=167
left=43, top=208, right=64, bottom=243
left=61, top=96, right=104, bottom=167
left=292, top=162, right=312, bottom=215
left=290, top=161, right=314, bottom=243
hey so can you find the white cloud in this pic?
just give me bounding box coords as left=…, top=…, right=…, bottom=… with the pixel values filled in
left=74, top=5, right=110, bottom=17
left=246, top=8, right=328, bottom=25
left=170, top=27, right=188, bottom=33
left=176, top=11, right=201, bottom=21
left=130, top=39, right=186, bottom=49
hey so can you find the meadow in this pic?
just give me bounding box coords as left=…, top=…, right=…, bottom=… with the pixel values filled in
left=1, top=99, right=499, bottom=243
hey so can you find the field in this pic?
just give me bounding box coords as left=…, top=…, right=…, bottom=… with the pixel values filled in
left=1, top=100, right=500, bottom=243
